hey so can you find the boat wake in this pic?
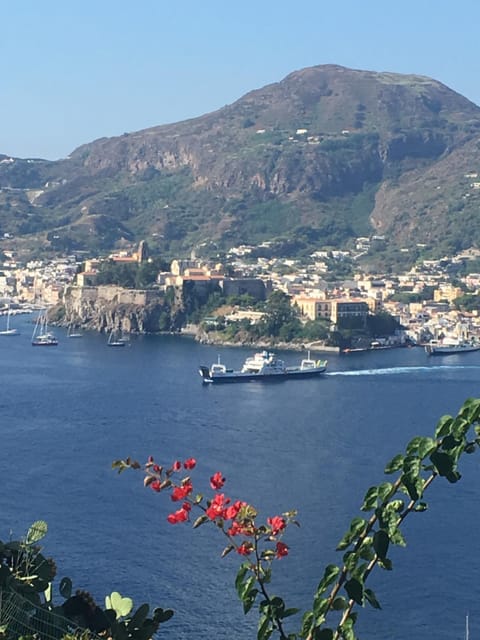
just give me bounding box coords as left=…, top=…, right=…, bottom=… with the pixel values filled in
left=327, top=365, right=480, bottom=377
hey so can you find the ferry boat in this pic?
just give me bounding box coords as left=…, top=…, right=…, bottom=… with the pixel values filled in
left=199, top=350, right=327, bottom=383
left=425, top=337, right=480, bottom=355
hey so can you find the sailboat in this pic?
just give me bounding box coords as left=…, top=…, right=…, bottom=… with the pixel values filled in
left=32, top=310, right=58, bottom=346
left=67, top=323, right=83, bottom=338
left=0, top=302, right=19, bottom=336
left=107, top=329, right=126, bottom=347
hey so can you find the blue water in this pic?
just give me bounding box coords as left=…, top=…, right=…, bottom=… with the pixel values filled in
left=1, top=315, right=479, bottom=640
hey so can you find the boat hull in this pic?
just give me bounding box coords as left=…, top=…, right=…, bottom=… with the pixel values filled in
left=199, top=365, right=327, bottom=383
left=425, top=345, right=480, bottom=355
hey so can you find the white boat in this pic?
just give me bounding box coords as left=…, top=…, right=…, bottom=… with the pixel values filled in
left=0, top=303, right=19, bottom=336
left=31, top=311, right=58, bottom=346
left=199, top=350, right=327, bottom=383
left=425, top=337, right=480, bottom=355
left=67, top=324, right=83, bottom=338
left=107, top=330, right=127, bottom=347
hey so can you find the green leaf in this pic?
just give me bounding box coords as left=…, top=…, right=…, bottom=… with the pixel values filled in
left=257, top=615, right=272, bottom=640
left=452, top=416, right=470, bottom=440
left=442, top=434, right=461, bottom=450
left=377, top=482, right=393, bottom=501
left=459, top=397, right=480, bottom=423
left=109, top=592, right=133, bottom=618
left=401, top=475, right=420, bottom=501
left=403, top=455, right=421, bottom=480
left=414, top=502, right=428, bottom=512
left=358, top=538, right=375, bottom=561
left=281, top=607, right=300, bottom=619
left=406, top=436, right=424, bottom=455
left=152, top=607, right=174, bottom=624
left=235, top=563, right=249, bottom=598
left=128, top=603, right=150, bottom=630
left=242, top=588, right=259, bottom=614
left=343, top=551, right=358, bottom=572
left=350, top=517, right=367, bottom=536
left=313, top=594, right=329, bottom=619
left=344, top=577, right=364, bottom=605
left=384, top=454, right=404, bottom=474
left=193, top=515, right=209, bottom=528
left=430, top=450, right=454, bottom=477
left=221, top=545, right=235, bottom=557
left=314, top=630, right=334, bottom=640
left=301, top=611, right=314, bottom=638
left=59, top=577, right=72, bottom=599
left=385, top=499, right=404, bottom=512
left=336, top=531, right=354, bottom=551
left=360, top=486, right=378, bottom=511
left=26, top=521, right=48, bottom=544
left=435, top=415, right=453, bottom=438
left=417, top=437, right=437, bottom=459
left=373, top=530, right=389, bottom=559
left=364, top=588, right=381, bottom=609
left=239, top=575, right=256, bottom=602
left=340, top=616, right=356, bottom=640
left=378, top=557, right=393, bottom=570
left=332, top=596, right=347, bottom=611
left=389, top=529, right=407, bottom=547
left=316, top=564, right=340, bottom=594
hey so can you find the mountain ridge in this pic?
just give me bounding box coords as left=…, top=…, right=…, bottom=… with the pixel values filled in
left=2, top=64, right=480, bottom=261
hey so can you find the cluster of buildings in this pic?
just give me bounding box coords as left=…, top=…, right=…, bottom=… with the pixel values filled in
left=1, top=239, right=480, bottom=344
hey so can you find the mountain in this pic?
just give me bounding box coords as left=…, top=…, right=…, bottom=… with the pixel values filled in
left=2, top=64, right=480, bottom=260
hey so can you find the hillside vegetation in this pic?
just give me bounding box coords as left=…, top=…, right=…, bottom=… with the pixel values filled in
left=2, top=64, right=480, bottom=261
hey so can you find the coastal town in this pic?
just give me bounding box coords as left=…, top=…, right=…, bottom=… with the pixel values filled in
left=1, top=235, right=480, bottom=351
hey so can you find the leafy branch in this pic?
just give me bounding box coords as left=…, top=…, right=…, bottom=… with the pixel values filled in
left=114, top=397, right=480, bottom=640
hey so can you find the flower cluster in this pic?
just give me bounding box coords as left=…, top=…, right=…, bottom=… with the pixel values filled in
left=141, top=455, right=292, bottom=561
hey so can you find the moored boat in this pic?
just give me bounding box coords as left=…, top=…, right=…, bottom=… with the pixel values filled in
left=107, top=329, right=128, bottom=347
left=425, top=337, right=480, bottom=355
left=199, top=350, right=327, bottom=383
left=31, top=311, right=58, bottom=346
left=0, top=302, right=19, bottom=336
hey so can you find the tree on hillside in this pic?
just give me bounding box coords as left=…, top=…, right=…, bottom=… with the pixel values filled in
left=259, top=291, right=301, bottom=338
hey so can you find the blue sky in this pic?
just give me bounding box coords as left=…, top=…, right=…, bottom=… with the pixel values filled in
left=2, top=0, right=480, bottom=160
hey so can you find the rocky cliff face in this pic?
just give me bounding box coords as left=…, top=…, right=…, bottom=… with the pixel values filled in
left=56, top=285, right=171, bottom=334
left=2, top=64, right=480, bottom=259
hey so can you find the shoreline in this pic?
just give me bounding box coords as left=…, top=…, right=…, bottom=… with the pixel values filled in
left=180, top=326, right=340, bottom=353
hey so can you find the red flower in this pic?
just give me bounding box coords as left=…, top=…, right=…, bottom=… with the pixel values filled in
left=224, top=500, right=245, bottom=520
left=210, top=472, right=225, bottom=490
left=172, top=460, right=182, bottom=472
left=167, top=507, right=190, bottom=524
left=171, top=481, right=193, bottom=502
left=275, top=542, right=289, bottom=558
left=183, top=458, right=196, bottom=469
left=206, top=493, right=227, bottom=520
left=237, top=543, right=252, bottom=556
left=150, top=480, right=162, bottom=492
left=267, top=516, right=286, bottom=536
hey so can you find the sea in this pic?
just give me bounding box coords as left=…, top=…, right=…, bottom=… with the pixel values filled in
left=1, top=313, right=479, bottom=640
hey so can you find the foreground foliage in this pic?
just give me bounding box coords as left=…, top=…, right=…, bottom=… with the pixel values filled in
left=0, top=523, right=173, bottom=640
left=115, top=397, right=480, bottom=639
